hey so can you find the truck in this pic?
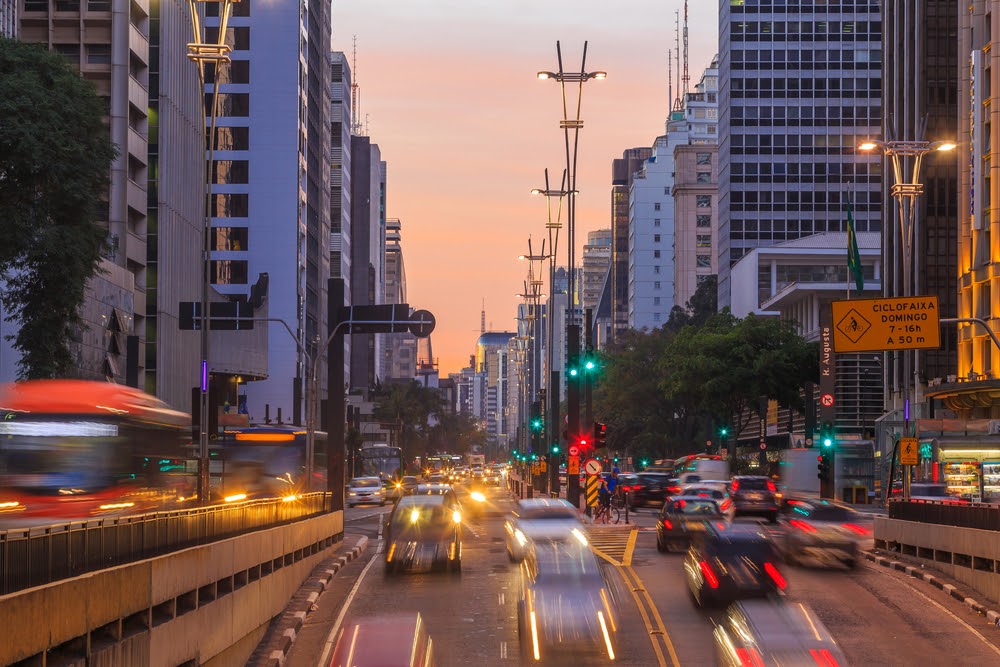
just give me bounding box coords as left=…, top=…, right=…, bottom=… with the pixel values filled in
left=465, top=453, right=485, bottom=469
left=777, top=448, right=821, bottom=503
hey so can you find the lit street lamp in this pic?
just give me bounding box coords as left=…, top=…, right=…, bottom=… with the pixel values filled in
left=187, top=0, right=243, bottom=504
left=858, top=137, right=955, bottom=499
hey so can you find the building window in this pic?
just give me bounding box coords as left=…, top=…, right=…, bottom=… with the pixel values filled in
left=212, top=227, right=249, bottom=251
left=664, top=187, right=670, bottom=195
left=696, top=152, right=711, bottom=165
left=86, top=45, right=112, bottom=65
left=696, top=172, right=711, bottom=184
left=696, top=235, right=712, bottom=249
left=205, top=27, right=251, bottom=51
left=654, top=313, right=661, bottom=322
left=654, top=281, right=661, bottom=289
left=654, top=234, right=661, bottom=243
left=54, top=44, right=80, bottom=64
left=654, top=266, right=661, bottom=274
left=654, top=250, right=661, bottom=258
left=87, top=0, right=111, bottom=10
left=212, top=193, right=249, bottom=217
left=654, top=297, right=661, bottom=306
left=654, top=218, right=661, bottom=227
left=696, top=254, right=712, bottom=268
left=697, top=274, right=711, bottom=285
left=209, top=126, right=250, bottom=151
left=654, top=202, right=661, bottom=211
left=206, top=60, right=250, bottom=85
left=210, top=260, right=249, bottom=284
left=205, top=93, right=250, bottom=117
left=211, top=160, right=250, bottom=184
left=696, top=195, right=711, bottom=208
left=696, top=214, right=711, bottom=227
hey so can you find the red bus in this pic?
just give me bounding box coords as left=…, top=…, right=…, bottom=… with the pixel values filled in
left=0, top=380, right=192, bottom=519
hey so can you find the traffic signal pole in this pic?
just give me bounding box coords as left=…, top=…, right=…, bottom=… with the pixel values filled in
left=549, top=371, right=560, bottom=496
left=566, top=324, right=581, bottom=508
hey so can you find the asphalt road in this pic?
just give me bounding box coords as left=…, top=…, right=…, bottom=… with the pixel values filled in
left=281, top=485, right=1000, bottom=666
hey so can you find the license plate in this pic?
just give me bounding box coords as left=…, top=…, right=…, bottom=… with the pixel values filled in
left=685, top=522, right=705, bottom=532
left=747, top=493, right=762, bottom=500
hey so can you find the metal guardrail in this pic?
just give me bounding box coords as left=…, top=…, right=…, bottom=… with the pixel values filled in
left=888, top=499, right=1000, bottom=531
left=0, top=492, right=331, bottom=595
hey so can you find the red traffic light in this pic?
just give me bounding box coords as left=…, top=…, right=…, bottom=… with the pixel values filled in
left=817, top=455, right=823, bottom=463
left=579, top=439, right=588, bottom=447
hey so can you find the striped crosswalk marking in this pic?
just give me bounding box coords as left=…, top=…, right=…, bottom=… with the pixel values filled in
left=586, top=526, right=637, bottom=566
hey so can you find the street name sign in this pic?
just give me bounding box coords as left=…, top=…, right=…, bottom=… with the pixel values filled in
left=831, top=296, right=940, bottom=353
left=899, top=437, right=919, bottom=465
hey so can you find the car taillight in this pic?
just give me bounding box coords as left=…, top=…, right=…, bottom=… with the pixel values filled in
left=763, top=561, right=786, bottom=590
left=662, top=518, right=673, bottom=530
left=766, top=479, right=777, bottom=493
left=731, top=479, right=740, bottom=493
left=789, top=519, right=817, bottom=533
left=668, top=485, right=682, bottom=495
left=720, top=499, right=732, bottom=511
left=842, top=523, right=870, bottom=536
left=736, top=647, right=766, bottom=667
left=698, top=560, right=719, bottom=589
left=633, top=485, right=645, bottom=491
left=809, top=648, right=841, bottom=667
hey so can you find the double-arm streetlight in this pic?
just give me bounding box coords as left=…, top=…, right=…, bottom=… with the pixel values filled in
left=858, top=137, right=955, bottom=499
left=187, top=0, right=243, bottom=504
left=537, top=42, right=604, bottom=507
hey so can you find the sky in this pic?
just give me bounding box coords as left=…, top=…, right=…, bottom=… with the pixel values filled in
left=331, top=1, right=719, bottom=375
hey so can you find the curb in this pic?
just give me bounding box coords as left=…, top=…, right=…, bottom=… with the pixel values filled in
left=864, top=551, right=1000, bottom=627
left=251, top=534, right=369, bottom=667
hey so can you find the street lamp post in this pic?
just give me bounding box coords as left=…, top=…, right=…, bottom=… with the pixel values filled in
left=187, top=0, right=243, bottom=504
left=859, top=137, right=955, bottom=499
left=538, top=42, right=604, bottom=508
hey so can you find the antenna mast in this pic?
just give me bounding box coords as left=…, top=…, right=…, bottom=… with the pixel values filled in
left=351, top=36, right=363, bottom=135
left=668, top=49, right=673, bottom=118
left=672, top=11, right=682, bottom=111
left=480, top=299, right=486, bottom=334
left=682, top=0, right=690, bottom=98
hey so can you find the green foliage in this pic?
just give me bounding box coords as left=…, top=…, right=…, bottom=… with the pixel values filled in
left=372, top=381, right=444, bottom=461
left=0, top=39, right=116, bottom=378
left=666, top=275, right=718, bottom=331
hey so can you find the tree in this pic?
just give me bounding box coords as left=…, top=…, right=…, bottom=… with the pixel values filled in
left=0, top=39, right=117, bottom=378
left=666, top=274, right=718, bottom=331
left=372, top=381, right=444, bottom=462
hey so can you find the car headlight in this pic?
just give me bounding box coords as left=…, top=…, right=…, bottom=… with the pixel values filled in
left=348, top=492, right=357, bottom=496
left=514, top=529, right=527, bottom=546
left=471, top=491, right=486, bottom=503
left=452, top=510, right=462, bottom=523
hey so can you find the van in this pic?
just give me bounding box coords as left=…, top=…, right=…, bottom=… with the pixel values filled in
left=677, top=458, right=730, bottom=485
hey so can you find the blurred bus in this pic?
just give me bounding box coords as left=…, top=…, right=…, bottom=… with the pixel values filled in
left=357, top=443, right=404, bottom=482
left=0, top=380, right=192, bottom=518
left=214, top=425, right=327, bottom=497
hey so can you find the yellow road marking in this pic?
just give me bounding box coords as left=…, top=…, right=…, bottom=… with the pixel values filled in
left=617, top=564, right=666, bottom=666
left=616, top=563, right=681, bottom=667
left=622, top=528, right=638, bottom=566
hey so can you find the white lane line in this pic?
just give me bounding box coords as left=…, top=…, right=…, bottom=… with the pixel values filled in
left=316, top=516, right=384, bottom=667
left=867, top=562, right=1000, bottom=658
left=500, top=641, right=507, bottom=659
left=498, top=592, right=505, bottom=606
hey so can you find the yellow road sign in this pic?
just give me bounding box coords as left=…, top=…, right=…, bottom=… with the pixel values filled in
left=831, top=296, right=940, bottom=353
left=568, top=456, right=580, bottom=475
left=899, top=437, right=919, bottom=465
left=540, top=461, right=547, bottom=473
left=586, top=475, right=601, bottom=507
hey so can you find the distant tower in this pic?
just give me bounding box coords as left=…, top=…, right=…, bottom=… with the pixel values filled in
left=682, top=0, right=690, bottom=98
left=672, top=11, right=683, bottom=111
left=668, top=49, right=673, bottom=119
left=351, top=36, right=364, bottom=136
left=480, top=299, right=486, bottom=334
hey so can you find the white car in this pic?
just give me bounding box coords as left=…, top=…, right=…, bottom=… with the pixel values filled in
left=347, top=476, right=385, bottom=507
left=783, top=499, right=870, bottom=569
left=682, top=482, right=735, bottom=520
left=504, top=497, right=584, bottom=562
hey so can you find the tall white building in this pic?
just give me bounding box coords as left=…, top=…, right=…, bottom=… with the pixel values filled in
left=330, top=51, right=352, bottom=383
left=582, top=229, right=612, bottom=317
left=717, top=1, right=882, bottom=309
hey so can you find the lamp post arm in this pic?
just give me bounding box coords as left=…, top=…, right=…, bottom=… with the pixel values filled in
left=940, top=318, right=1000, bottom=354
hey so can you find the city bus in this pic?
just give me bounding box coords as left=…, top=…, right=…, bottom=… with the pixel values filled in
left=0, top=379, right=192, bottom=519
left=214, top=424, right=328, bottom=496
left=356, top=443, right=404, bottom=482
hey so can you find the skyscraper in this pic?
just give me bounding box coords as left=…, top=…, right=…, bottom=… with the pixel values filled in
left=610, top=147, right=653, bottom=338
left=582, top=229, right=611, bottom=318
left=717, top=2, right=883, bottom=309
left=330, top=50, right=353, bottom=384
left=383, top=218, right=416, bottom=381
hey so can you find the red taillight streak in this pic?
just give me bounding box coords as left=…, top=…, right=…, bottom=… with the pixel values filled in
left=668, top=486, right=682, bottom=494
left=809, top=649, right=841, bottom=667
left=766, top=479, right=777, bottom=493
left=789, top=519, right=817, bottom=533
left=720, top=499, right=732, bottom=510
left=736, top=648, right=766, bottom=667
left=662, top=518, right=673, bottom=530
left=764, top=561, right=787, bottom=590
left=699, top=560, right=719, bottom=589
left=731, top=479, right=740, bottom=492
left=842, top=523, right=870, bottom=536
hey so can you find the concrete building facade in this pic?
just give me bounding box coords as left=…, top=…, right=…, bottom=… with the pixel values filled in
left=582, top=229, right=611, bottom=318
left=330, top=50, right=353, bottom=384
left=383, top=218, right=416, bottom=381
left=611, top=148, right=653, bottom=338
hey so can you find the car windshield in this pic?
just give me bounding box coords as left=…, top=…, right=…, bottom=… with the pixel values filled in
left=533, top=543, right=601, bottom=584
left=709, top=538, right=777, bottom=563
left=351, top=478, right=381, bottom=488
left=402, top=476, right=418, bottom=484
left=687, top=488, right=725, bottom=499
left=667, top=499, right=720, bottom=515
left=519, top=508, right=578, bottom=521
left=391, top=498, right=449, bottom=528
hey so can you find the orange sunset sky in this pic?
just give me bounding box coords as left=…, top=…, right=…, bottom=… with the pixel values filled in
left=332, top=1, right=719, bottom=375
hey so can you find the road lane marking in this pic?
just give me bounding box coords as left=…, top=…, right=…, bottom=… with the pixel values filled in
left=500, top=641, right=507, bottom=659
left=622, top=529, right=638, bottom=566
left=617, top=564, right=681, bottom=667
left=316, top=515, right=384, bottom=667
left=865, top=561, right=1000, bottom=658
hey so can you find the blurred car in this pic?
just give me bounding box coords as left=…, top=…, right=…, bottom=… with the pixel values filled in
left=505, top=497, right=584, bottom=562
left=347, top=476, right=386, bottom=507
left=427, top=473, right=447, bottom=484
left=616, top=473, right=640, bottom=496
left=328, top=613, right=437, bottom=667
left=713, top=600, right=848, bottom=667
left=730, top=475, right=779, bottom=523
left=682, top=485, right=735, bottom=519
left=387, top=475, right=421, bottom=501
left=656, top=496, right=726, bottom=552
left=517, top=535, right=619, bottom=663
left=384, top=489, right=462, bottom=574
left=629, top=473, right=682, bottom=509
left=783, top=499, right=869, bottom=569
left=684, top=524, right=786, bottom=607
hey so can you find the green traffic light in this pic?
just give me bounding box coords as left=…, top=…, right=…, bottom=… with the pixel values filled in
left=720, top=427, right=728, bottom=436
left=551, top=445, right=560, bottom=454
left=585, top=360, right=596, bottom=371
left=641, top=459, right=649, bottom=466
left=569, top=368, right=578, bottom=377
left=823, top=437, right=833, bottom=447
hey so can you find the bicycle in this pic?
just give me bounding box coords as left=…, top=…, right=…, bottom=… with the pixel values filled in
left=593, top=501, right=621, bottom=525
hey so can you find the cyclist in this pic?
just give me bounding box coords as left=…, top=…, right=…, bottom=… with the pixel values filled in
left=606, top=467, right=620, bottom=497
left=597, top=474, right=611, bottom=518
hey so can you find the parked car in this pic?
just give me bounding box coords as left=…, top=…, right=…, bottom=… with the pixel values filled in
left=713, top=600, right=847, bottom=667
left=730, top=475, right=779, bottom=523
left=684, top=524, right=786, bottom=607
left=347, top=476, right=386, bottom=507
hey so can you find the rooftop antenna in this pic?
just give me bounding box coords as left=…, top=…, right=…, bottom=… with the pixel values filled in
left=682, top=0, right=690, bottom=98
left=351, top=36, right=363, bottom=135
left=672, top=11, right=683, bottom=111
left=481, top=299, right=486, bottom=334
left=668, top=49, right=673, bottom=119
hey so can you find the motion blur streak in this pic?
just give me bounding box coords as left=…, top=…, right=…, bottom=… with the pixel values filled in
left=597, top=611, right=615, bottom=660
left=529, top=610, right=540, bottom=661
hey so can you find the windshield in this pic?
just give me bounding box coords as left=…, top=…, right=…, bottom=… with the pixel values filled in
left=519, top=508, right=578, bottom=521
left=532, top=543, right=602, bottom=584
left=667, top=499, right=720, bottom=515
left=350, top=478, right=382, bottom=488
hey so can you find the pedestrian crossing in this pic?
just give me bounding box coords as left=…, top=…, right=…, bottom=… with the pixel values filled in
left=586, top=526, right=637, bottom=567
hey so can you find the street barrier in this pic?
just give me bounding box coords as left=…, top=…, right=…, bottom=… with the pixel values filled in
left=0, top=492, right=331, bottom=595
left=888, top=499, right=1000, bottom=531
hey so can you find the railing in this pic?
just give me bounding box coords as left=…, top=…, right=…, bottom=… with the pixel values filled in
left=0, top=492, right=331, bottom=595
left=888, top=499, right=1000, bottom=531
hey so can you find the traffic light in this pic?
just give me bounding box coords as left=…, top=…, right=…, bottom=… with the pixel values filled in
left=817, top=453, right=831, bottom=482
left=531, top=417, right=544, bottom=432
left=578, top=437, right=589, bottom=452
left=593, top=421, right=607, bottom=447
left=820, top=420, right=834, bottom=448
left=551, top=443, right=560, bottom=454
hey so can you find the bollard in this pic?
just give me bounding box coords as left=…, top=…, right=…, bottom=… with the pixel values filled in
left=527, top=483, right=533, bottom=499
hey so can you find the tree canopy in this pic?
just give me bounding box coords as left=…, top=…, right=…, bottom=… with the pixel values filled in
left=0, top=38, right=116, bottom=378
